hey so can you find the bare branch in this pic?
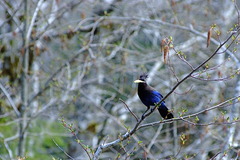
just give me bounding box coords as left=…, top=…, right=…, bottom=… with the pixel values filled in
left=138, top=95, right=240, bottom=130
left=26, top=0, right=44, bottom=45
left=0, top=81, right=20, bottom=117
left=104, top=16, right=239, bottom=63
left=4, top=134, right=19, bottom=159
left=27, top=46, right=88, bottom=106
left=52, top=139, right=75, bottom=160
left=119, top=98, right=139, bottom=121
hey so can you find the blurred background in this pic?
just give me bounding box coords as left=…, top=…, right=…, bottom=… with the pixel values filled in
left=0, top=0, right=240, bottom=159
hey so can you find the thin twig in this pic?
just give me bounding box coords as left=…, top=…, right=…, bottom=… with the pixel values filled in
left=119, top=98, right=139, bottom=121
left=88, top=17, right=104, bottom=45
left=147, top=124, right=163, bottom=151
left=4, top=141, right=13, bottom=160
left=105, top=16, right=239, bottom=63
left=60, top=118, right=92, bottom=159
left=138, top=95, right=240, bottom=129
left=4, top=134, right=19, bottom=159
left=0, top=81, right=20, bottom=117
left=209, top=151, right=222, bottom=160
left=27, top=46, right=88, bottom=106
left=180, top=117, right=240, bottom=126
left=22, top=98, right=58, bottom=135
left=52, top=139, right=75, bottom=160
left=26, top=0, right=44, bottom=44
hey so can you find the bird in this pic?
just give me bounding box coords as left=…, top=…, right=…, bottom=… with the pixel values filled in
left=134, top=73, right=173, bottom=119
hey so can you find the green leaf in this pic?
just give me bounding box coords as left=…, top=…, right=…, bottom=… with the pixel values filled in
left=226, top=117, right=230, bottom=121
left=195, top=116, right=199, bottom=122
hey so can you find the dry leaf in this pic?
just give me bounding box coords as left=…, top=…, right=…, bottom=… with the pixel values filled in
left=20, top=48, right=25, bottom=55
left=81, top=12, right=86, bottom=19
left=161, top=39, right=166, bottom=52
left=218, top=71, right=222, bottom=78
left=35, top=47, right=40, bottom=56
left=13, top=31, right=17, bottom=37
left=163, top=46, right=169, bottom=64
left=207, top=28, right=212, bottom=47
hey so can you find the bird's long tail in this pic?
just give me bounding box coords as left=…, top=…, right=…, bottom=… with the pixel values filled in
left=158, top=103, right=173, bottom=119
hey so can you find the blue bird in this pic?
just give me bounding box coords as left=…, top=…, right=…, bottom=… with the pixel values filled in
left=134, top=73, right=173, bottom=119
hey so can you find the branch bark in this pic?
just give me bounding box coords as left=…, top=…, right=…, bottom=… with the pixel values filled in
left=18, top=0, right=44, bottom=156
left=18, top=0, right=29, bottom=156
left=0, top=82, right=20, bottom=117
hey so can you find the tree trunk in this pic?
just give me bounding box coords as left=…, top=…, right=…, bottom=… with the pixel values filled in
left=18, top=0, right=29, bottom=156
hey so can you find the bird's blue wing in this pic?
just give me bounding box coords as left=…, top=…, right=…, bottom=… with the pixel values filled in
left=148, top=90, right=166, bottom=105
left=154, top=90, right=163, bottom=97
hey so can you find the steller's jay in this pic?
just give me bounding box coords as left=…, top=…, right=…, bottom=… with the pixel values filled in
left=134, top=73, right=173, bottom=119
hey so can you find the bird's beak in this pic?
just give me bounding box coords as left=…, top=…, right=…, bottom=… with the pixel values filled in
left=134, top=79, right=145, bottom=83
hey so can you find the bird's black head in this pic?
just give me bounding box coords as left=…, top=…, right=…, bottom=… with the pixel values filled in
left=139, top=73, right=148, bottom=81
left=134, top=73, right=148, bottom=83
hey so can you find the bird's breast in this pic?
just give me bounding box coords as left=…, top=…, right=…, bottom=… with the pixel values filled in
left=137, top=84, right=163, bottom=107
